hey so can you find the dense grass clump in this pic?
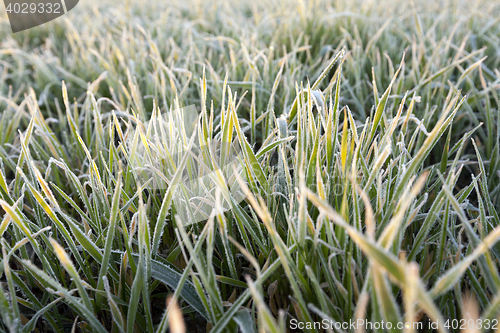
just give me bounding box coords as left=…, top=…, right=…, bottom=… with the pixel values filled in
left=1, top=0, right=500, bottom=331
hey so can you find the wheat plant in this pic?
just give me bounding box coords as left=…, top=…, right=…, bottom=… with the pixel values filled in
left=1, top=0, right=500, bottom=332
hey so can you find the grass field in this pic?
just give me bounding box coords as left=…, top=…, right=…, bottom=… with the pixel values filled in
left=1, top=0, right=500, bottom=331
